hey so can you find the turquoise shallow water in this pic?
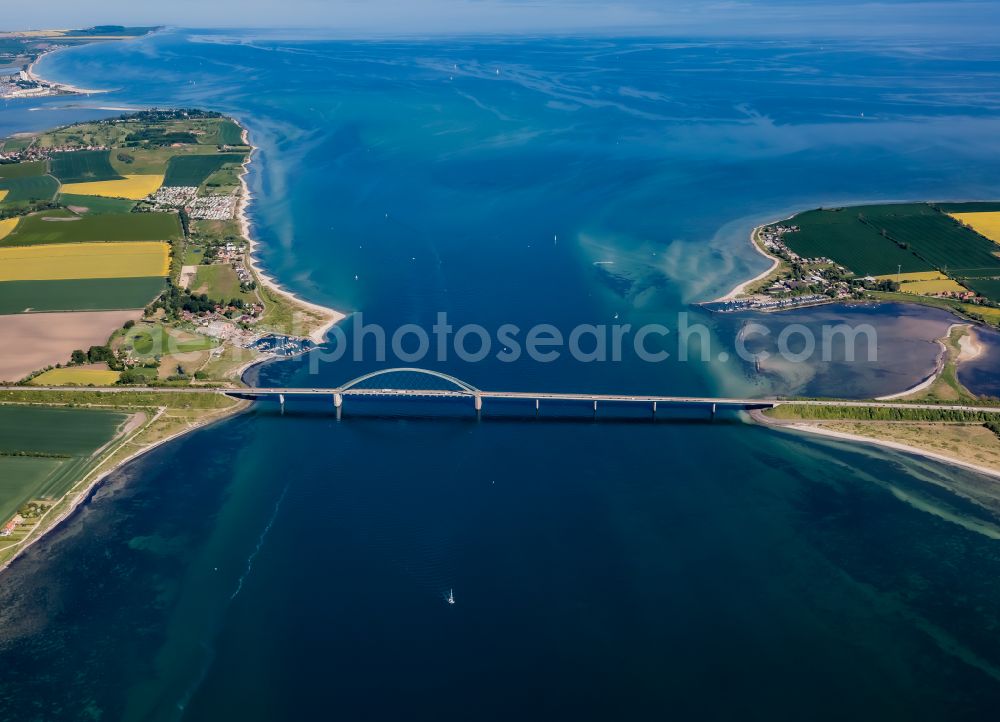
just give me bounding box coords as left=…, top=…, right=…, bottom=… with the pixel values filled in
left=1, top=31, right=1000, bottom=720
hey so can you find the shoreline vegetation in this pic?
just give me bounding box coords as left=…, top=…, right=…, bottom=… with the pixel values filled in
left=0, top=49, right=345, bottom=572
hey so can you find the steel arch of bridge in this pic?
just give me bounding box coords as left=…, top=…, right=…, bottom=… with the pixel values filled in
left=337, top=367, right=481, bottom=395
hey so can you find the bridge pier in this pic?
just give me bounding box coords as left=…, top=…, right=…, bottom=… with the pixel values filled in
left=474, top=394, right=482, bottom=419
left=535, top=398, right=539, bottom=415
left=279, top=393, right=285, bottom=414
left=593, top=399, right=598, bottom=417
left=334, top=392, right=343, bottom=409
left=652, top=400, right=657, bottom=418
left=710, top=402, right=716, bottom=420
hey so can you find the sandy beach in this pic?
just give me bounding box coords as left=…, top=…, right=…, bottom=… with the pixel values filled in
left=712, top=219, right=784, bottom=302
left=234, top=122, right=346, bottom=344
left=750, top=409, right=1000, bottom=481
left=24, top=47, right=110, bottom=96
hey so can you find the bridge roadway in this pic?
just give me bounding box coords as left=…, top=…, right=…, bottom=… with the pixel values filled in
left=11, top=385, right=1000, bottom=416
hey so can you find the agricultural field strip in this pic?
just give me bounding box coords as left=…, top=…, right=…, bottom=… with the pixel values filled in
left=780, top=203, right=1000, bottom=301
left=0, top=241, right=170, bottom=281
left=60, top=174, right=164, bottom=200
left=1, top=210, right=182, bottom=245
left=0, top=277, right=165, bottom=314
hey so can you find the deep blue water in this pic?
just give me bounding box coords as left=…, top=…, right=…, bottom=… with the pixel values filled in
left=2, top=31, right=1000, bottom=720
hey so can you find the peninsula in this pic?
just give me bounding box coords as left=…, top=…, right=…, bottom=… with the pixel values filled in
left=0, top=27, right=159, bottom=99
left=0, top=105, right=343, bottom=569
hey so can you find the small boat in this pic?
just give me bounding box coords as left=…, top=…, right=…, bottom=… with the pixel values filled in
left=447, top=589, right=455, bottom=605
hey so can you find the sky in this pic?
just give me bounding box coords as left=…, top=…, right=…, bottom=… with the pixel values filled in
left=4, top=1, right=999, bottom=38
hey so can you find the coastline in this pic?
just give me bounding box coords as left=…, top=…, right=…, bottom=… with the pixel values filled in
left=234, top=123, right=346, bottom=345
left=0, top=396, right=250, bottom=573
left=750, top=409, right=1000, bottom=481
left=23, top=45, right=112, bottom=96
left=712, top=217, right=785, bottom=302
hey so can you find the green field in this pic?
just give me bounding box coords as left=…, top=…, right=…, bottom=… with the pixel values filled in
left=125, top=323, right=217, bottom=356
left=163, top=153, right=246, bottom=187
left=962, top=278, right=1000, bottom=300
left=1, top=210, right=183, bottom=245
left=0, top=161, right=46, bottom=179
left=859, top=204, right=1000, bottom=278
left=937, top=202, right=1000, bottom=213
left=0, top=277, right=164, bottom=313
left=0, top=137, right=34, bottom=153
left=215, top=120, right=244, bottom=145
left=58, top=193, right=137, bottom=214
left=778, top=203, right=1000, bottom=301
left=50, top=150, right=123, bottom=184
left=0, top=405, right=128, bottom=523
left=192, top=263, right=254, bottom=302
left=0, top=174, right=60, bottom=203
left=779, top=207, right=934, bottom=276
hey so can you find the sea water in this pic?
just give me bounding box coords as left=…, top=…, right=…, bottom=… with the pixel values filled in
left=2, top=31, right=1000, bottom=720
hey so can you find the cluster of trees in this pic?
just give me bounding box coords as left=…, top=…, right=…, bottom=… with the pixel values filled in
left=149, top=282, right=248, bottom=318
left=70, top=345, right=117, bottom=367
left=124, top=128, right=198, bottom=147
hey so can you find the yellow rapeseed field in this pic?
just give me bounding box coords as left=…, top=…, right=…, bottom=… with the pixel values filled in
left=0, top=241, right=170, bottom=281
left=874, top=271, right=948, bottom=282
left=950, top=212, right=1000, bottom=245
left=0, top=189, right=8, bottom=203
left=899, top=279, right=968, bottom=295
left=29, top=368, right=121, bottom=386
left=60, top=174, right=165, bottom=200
left=0, top=216, right=19, bottom=241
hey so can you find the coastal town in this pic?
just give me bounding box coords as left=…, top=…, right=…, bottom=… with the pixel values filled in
left=0, top=27, right=159, bottom=99
left=710, top=208, right=1000, bottom=327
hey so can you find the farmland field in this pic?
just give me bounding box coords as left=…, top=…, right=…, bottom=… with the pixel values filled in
left=0, top=174, right=60, bottom=203
left=58, top=193, right=137, bottom=214
left=29, top=368, right=122, bottom=386
left=950, top=212, right=1000, bottom=244
left=0, top=310, right=140, bottom=382
left=0, top=404, right=129, bottom=523
left=0, top=277, right=164, bottom=313
left=777, top=207, right=933, bottom=275
left=0, top=190, right=6, bottom=202
left=0, top=160, right=46, bottom=179
left=860, top=204, right=1000, bottom=278
left=1, top=210, right=182, bottom=245
left=779, top=203, right=1000, bottom=301
left=937, top=202, right=1000, bottom=213
left=163, top=153, right=246, bottom=187
left=0, top=242, right=170, bottom=281
left=192, top=263, right=253, bottom=301
left=962, top=278, right=1000, bottom=301
left=0, top=218, right=18, bottom=240
left=49, top=150, right=123, bottom=184
left=0, top=405, right=126, bottom=456
left=215, top=120, right=244, bottom=145
left=60, top=174, right=164, bottom=200
left=898, top=279, right=968, bottom=295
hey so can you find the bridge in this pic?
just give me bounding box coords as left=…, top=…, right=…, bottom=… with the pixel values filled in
left=17, top=367, right=1000, bottom=418
left=223, top=366, right=772, bottom=418
left=216, top=367, right=1000, bottom=418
